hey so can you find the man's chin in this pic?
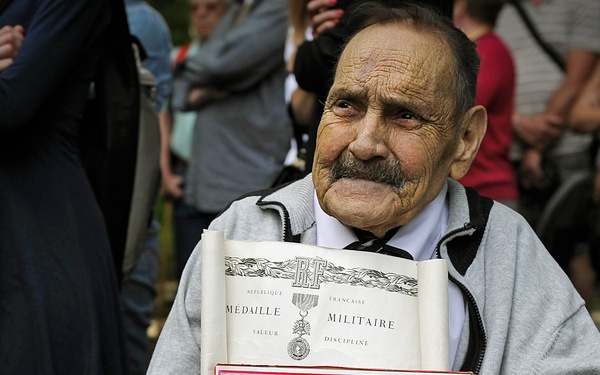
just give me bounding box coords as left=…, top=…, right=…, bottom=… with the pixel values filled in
left=321, top=179, right=396, bottom=216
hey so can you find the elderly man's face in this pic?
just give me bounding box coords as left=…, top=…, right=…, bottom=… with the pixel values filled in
left=313, top=24, right=483, bottom=237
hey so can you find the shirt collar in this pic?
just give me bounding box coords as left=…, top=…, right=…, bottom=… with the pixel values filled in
left=314, top=182, right=449, bottom=261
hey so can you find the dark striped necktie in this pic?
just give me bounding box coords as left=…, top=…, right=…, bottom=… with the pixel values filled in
left=344, top=227, right=413, bottom=260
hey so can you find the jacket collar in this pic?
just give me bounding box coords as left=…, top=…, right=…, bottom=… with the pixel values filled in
left=256, top=174, right=316, bottom=242
left=445, top=179, right=494, bottom=275
left=256, top=176, right=493, bottom=259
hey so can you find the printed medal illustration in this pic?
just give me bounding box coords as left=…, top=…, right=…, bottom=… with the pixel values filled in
left=288, top=293, right=319, bottom=360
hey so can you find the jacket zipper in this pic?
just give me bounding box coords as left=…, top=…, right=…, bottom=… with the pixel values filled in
left=436, top=223, right=487, bottom=375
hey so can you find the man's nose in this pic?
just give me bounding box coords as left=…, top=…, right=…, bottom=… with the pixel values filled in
left=348, top=113, right=389, bottom=161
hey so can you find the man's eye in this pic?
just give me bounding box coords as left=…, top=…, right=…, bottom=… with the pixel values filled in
left=335, top=101, right=352, bottom=109
left=399, top=112, right=414, bottom=119
left=331, top=100, right=358, bottom=117
left=390, top=110, right=425, bottom=129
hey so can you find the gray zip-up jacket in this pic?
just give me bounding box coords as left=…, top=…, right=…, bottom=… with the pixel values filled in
left=148, top=175, right=600, bottom=374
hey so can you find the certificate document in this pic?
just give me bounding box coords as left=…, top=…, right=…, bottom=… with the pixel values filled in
left=201, top=231, right=451, bottom=375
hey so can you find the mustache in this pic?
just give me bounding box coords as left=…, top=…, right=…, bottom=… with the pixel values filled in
left=329, top=153, right=407, bottom=189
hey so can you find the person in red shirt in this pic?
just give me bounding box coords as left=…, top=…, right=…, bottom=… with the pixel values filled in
left=454, top=0, right=519, bottom=209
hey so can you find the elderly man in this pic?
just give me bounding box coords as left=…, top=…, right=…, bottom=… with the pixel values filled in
left=148, top=3, right=600, bottom=374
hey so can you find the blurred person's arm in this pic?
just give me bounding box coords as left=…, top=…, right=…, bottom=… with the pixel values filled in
left=511, top=50, right=597, bottom=150
left=0, top=25, right=24, bottom=71
left=569, top=60, right=600, bottom=133
left=546, top=49, right=597, bottom=128
left=158, top=109, right=184, bottom=199
left=512, top=113, right=562, bottom=150
left=514, top=0, right=600, bottom=146
left=180, top=0, right=289, bottom=93
left=0, top=0, right=109, bottom=131
left=516, top=50, right=598, bottom=188
left=519, top=148, right=548, bottom=189
left=186, top=87, right=228, bottom=109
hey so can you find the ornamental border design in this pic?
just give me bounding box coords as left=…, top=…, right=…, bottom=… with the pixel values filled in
left=225, top=256, right=418, bottom=297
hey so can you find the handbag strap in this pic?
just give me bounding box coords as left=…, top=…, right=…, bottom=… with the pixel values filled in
left=509, top=0, right=565, bottom=72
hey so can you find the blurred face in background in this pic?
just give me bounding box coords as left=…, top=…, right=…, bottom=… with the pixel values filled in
left=190, top=0, right=228, bottom=41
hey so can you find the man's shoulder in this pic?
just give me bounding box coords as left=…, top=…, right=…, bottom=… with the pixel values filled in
left=221, top=177, right=313, bottom=214
left=448, top=180, right=527, bottom=231
left=211, top=176, right=315, bottom=241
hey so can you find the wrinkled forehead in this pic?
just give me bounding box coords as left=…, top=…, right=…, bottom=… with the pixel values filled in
left=335, top=24, right=453, bottom=96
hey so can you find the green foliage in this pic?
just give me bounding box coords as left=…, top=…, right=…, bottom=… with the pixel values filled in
left=148, top=0, right=192, bottom=47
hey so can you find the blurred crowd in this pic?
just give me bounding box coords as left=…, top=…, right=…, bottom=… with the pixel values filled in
left=1, top=0, right=600, bottom=373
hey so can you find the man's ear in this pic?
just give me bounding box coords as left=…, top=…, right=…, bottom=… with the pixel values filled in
left=449, top=105, right=487, bottom=180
